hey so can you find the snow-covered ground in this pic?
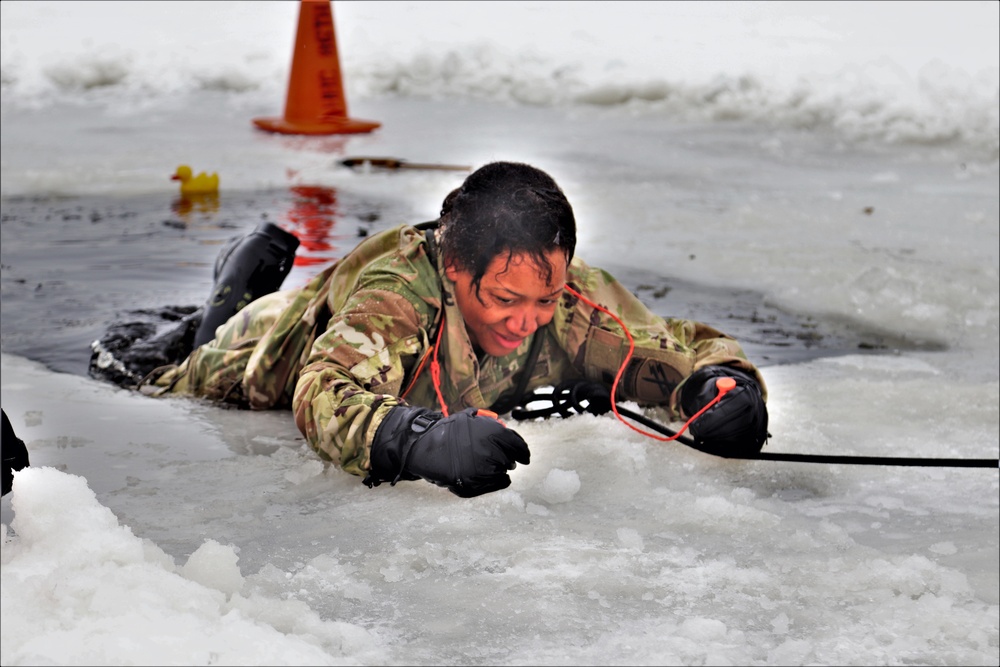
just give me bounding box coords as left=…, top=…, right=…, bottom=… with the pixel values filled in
left=2, top=2, right=997, bottom=664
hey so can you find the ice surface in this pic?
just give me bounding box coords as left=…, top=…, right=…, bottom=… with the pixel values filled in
left=2, top=467, right=377, bottom=666
left=2, top=351, right=997, bottom=665
left=2, top=2, right=998, bottom=665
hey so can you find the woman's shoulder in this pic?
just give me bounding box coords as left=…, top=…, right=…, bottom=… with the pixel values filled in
left=566, top=256, right=619, bottom=291
left=345, top=225, right=441, bottom=311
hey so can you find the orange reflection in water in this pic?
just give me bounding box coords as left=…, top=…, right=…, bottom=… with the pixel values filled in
left=282, top=185, right=339, bottom=267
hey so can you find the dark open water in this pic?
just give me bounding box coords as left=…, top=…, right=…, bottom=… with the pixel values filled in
left=1, top=187, right=911, bottom=379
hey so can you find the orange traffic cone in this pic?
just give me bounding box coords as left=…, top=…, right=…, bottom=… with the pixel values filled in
left=253, top=0, right=380, bottom=135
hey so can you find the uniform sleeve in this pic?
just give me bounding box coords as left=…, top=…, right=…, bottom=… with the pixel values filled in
left=555, top=260, right=766, bottom=420
left=292, top=285, right=434, bottom=477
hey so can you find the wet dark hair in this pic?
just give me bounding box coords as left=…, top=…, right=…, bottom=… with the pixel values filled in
left=437, top=161, right=576, bottom=297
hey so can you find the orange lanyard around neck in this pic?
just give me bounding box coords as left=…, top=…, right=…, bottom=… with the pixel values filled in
left=400, top=312, right=450, bottom=416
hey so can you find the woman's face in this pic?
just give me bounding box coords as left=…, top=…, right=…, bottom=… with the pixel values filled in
left=445, top=249, right=568, bottom=357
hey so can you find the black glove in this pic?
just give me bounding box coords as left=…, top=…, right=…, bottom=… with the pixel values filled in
left=364, top=406, right=531, bottom=498
left=680, top=365, right=769, bottom=456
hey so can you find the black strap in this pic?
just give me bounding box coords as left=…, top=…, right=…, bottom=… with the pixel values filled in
left=510, top=381, right=592, bottom=420
left=511, top=381, right=1000, bottom=469
left=420, top=222, right=441, bottom=267
left=488, top=330, right=547, bottom=415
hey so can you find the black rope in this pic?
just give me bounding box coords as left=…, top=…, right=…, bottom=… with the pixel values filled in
left=511, top=384, right=999, bottom=469
left=488, top=330, right=547, bottom=416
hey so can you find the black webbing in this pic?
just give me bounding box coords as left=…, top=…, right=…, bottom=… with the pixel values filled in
left=489, top=330, right=547, bottom=416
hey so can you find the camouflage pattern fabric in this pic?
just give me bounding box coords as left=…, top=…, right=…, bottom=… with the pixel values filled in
left=145, top=224, right=765, bottom=477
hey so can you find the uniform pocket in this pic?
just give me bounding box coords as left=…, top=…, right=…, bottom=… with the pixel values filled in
left=349, top=334, right=423, bottom=396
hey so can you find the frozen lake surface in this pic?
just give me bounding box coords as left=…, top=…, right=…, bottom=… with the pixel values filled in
left=2, top=2, right=997, bottom=665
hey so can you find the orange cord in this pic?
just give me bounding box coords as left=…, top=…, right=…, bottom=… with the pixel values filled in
left=429, top=313, right=449, bottom=417
left=400, top=342, right=431, bottom=401
left=400, top=313, right=450, bottom=416
left=561, top=284, right=733, bottom=441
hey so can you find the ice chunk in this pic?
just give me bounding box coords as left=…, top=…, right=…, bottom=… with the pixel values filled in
left=537, top=468, right=581, bottom=504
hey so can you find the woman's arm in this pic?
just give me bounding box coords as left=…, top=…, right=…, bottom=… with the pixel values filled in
left=556, top=259, right=765, bottom=420
left=292, top=286, right=434, bottom=476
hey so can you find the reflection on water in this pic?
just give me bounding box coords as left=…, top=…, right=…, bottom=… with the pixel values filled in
left=170, top=192, right=221, bottom=225
left=0, top=186, right=404, bottom=375
left=282, top=185, right=340, bottom=267
left=169, top=185, right=343, bottom=267
left=171, top=184, right=344, bottom=266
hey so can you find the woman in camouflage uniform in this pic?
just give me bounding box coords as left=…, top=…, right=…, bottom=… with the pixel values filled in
left=143, top=162, right=768, bottom=498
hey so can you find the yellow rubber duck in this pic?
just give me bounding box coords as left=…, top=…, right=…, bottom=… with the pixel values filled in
left=171, top=165, right=219, bottom=195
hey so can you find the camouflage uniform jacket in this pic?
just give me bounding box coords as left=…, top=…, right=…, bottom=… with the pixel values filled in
left=148, top=224, right=765, bottom=477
